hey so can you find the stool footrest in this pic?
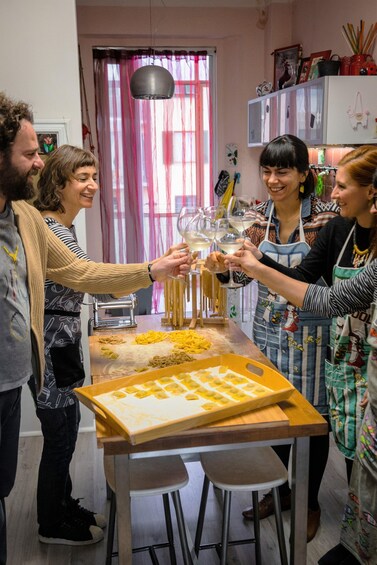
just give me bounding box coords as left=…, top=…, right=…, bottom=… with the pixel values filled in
left=198, top=537, right=256, bottom=551
left=111, top=541, right=175, bottom=562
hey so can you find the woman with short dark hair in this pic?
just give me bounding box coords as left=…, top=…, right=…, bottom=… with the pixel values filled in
left=206, top=134, right=339, bottom=541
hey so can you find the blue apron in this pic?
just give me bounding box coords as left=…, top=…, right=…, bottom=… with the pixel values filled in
left=325, top=225, right=371, bottom=458
left=252, top=203, right=331, bottom=413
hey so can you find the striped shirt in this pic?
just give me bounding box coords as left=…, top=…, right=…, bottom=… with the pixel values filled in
left=303, top=259, right=377, bottom=317
left=39, top=218, right=112, bottom=409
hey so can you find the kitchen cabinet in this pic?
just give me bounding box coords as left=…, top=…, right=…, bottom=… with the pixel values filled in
left=248, top=91, right=279, bottom=145
left=248, top=76, right=377, bottom=146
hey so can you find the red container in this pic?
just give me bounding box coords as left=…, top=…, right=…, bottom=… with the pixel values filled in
left=340, top=56, right=350, bottom=75
left=350, top=54, right=367, bottom=75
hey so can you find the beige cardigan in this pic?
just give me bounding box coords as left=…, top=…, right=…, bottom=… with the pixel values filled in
left=12, top=200, right=152, bottom=389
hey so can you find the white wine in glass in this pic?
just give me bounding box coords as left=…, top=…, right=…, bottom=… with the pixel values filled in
left=227, top=195, right=256, bottom=234
left=177, top=206, right=208, bottom=274
left=215, top=218, right=245, bottom=289
left=183, top=227, right=213, bottom=252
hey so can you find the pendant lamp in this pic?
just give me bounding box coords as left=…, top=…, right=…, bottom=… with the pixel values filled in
left=130, top=0, right=175, bottom=100
left=130, top=64, right=175, bottom=100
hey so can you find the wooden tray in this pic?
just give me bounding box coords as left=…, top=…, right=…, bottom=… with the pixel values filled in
left=75, top=354, right=294, bottom=445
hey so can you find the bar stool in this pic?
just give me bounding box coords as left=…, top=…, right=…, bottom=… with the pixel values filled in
left=104, top=454, right=192, bottom=565
left=194, top=446, right=288, bottom=565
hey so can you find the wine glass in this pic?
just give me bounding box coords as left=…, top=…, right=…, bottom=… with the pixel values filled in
left=215, top=218, right=245, bottom=289
left=177, top=206, right=200, bottom=238
left=227, top=195, right=256, bottom=235
left=177, top=206, right=209, bottom=274
left=182, top=214, right=214, bottom=255
left=200, top=205, right=226, bottom=245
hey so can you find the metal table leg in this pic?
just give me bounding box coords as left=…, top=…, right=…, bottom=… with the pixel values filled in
left=290, top=436, right=310, bottom=565
left=114, top=454, right=133, bottom=564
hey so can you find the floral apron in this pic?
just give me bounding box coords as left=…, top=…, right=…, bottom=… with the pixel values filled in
left=340, top=303, right=377, bottom=563
left=326, top=226, right=371, bottom=459
left=252, top=204, right=331, bottom=413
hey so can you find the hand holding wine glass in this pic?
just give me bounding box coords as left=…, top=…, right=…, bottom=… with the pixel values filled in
left=177, top=206, right=213, bottom=273
left=215, top=218, right=245, bottom=288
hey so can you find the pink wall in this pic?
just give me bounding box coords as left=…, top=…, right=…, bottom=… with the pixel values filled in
left=292, top=0, right=377, bottom=61
left=77, top=1, right=377, bottom=261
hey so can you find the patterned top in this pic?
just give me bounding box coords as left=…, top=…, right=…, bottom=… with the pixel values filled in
left=218, top=195, right=339, bottom=412
left=221, top=195, right=339, bottom=286
left=249, top=195, right=338, bottom=245
left=38, top=217, right=112, bottom=409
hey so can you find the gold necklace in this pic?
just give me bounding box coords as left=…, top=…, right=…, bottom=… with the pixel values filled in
left=353, top=242, right=369, bottom=256
left=352, top=224, right=370, bottom=267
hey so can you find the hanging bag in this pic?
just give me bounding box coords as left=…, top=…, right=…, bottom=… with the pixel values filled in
left=214, top=170, right=230, bottom=197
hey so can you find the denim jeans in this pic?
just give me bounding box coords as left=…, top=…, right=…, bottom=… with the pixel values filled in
left=0, top=387, right=22, bottom=565
left=35, top=400, right=80, bottom=531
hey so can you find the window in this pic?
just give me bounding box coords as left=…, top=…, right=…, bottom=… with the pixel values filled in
left=94, top=49, right=214, bottom=312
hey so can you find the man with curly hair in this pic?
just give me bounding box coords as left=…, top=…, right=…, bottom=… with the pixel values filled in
left=0, top=91, right=190, bottom=563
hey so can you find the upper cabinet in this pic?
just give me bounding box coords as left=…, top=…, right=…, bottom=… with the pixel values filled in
left=248, top=76, right=377, bottom=146
left=248, top=91, right=279, bottom=145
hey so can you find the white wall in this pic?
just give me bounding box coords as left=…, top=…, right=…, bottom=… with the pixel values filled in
left=0, top=0, right=94, bottom=433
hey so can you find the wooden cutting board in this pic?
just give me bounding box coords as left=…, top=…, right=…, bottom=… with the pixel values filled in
left=90, top=327, right=235, bottom=381
left=95, top=402, right=289, bottom=443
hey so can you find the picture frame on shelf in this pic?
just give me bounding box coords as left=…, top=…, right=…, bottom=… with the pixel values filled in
left=305, top=50, right=332, bottom=82
left=296, top=57, right=310, bottom=84
left=273, top=44, right=302, bottom=91
left=34, top=119, right=69, bottom=155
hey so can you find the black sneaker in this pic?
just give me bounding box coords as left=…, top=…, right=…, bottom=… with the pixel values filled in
left=39, top=517, right=104, bottom=546
left=67, top=497, right=107, bottom=529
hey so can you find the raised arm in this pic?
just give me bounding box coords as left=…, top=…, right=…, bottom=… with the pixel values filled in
left=226, top=250, right=376, bottom=317
left=226, top=250, right=308, bottom=306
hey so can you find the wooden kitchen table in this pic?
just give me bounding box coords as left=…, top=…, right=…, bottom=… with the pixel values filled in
left=89, top=315, right=327, bottom=565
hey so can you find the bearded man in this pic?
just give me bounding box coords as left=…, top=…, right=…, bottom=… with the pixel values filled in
left=0, top=91, right=190, bottom=564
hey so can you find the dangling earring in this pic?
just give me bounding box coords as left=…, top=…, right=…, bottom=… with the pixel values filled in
left=299, top=183, right=305, bottom=194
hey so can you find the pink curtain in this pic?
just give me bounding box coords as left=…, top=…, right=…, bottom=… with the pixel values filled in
left=93, top=49, right=213, bottom=311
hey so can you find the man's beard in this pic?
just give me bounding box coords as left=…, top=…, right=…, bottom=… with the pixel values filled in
left=0, top=153, right=37, bottom=202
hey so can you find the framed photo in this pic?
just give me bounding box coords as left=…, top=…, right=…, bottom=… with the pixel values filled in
left=273, top=44, right=302, bottom=91
left=296, top=57, right=310, bottom=84
left=305, top=50, right=332, bottom=82
left=34, top=119, right=69, bottom=155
